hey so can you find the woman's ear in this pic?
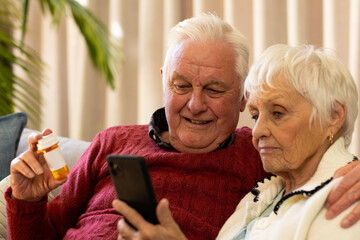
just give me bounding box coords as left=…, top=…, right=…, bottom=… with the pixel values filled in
left=329, top=101, right=346, bottom=135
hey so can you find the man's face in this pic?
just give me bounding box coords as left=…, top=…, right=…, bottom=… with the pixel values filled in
left=163, top=40, right=244, bottom=153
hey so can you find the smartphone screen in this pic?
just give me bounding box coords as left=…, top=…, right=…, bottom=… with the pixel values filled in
left=107, top=154, right=159, bottom=227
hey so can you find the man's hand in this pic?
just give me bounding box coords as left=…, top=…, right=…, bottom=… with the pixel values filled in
left=10, top=128, right=67, bottom=202
left=326, top=160, right=360, bottom=228
left=112, top=198, right=187, bottom=240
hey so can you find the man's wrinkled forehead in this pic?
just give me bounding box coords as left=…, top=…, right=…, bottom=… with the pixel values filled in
left=170, top=40, right=237, bottom=70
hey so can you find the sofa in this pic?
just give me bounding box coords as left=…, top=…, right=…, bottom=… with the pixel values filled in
left=0, top=126, right=91, bottom=239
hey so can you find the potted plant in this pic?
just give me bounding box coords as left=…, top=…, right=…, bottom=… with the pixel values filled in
left=0, top=0, right=120, bottom=126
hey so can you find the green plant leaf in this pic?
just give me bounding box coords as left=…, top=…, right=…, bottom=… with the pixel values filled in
left=0, top=0, right=121, bottom=129
left=0, top=0, right=43, bottom=126
left=20, top=0, right=29, bottom=47
left=39, top=0, right=121, bottom=89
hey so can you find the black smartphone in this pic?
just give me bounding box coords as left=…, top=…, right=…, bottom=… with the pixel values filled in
left=107, top=154, right=159, bottom=228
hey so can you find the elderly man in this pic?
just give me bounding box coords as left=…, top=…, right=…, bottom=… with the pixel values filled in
left=6, top=14, right=360, bottom=240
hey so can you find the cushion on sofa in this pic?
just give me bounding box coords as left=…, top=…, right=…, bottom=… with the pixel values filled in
left=0, top=112, right=27, bottom=180
left=0, top=175, right=10, bottom=239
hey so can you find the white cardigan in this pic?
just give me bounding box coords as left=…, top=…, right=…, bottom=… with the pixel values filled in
left=216, top=138, right=360, bottom=240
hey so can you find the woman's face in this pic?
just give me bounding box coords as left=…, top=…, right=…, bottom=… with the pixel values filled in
left=248, top=79, right=330, bottom=183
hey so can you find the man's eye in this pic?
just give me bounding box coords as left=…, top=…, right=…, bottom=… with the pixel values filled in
left=206, top=88, right=224, bottom=96
left=173, top=84, right=191, bottom=93
left=208, top=88, right=221, bottom=93
left=175, top=85, right=189, bottom=89
left=174, top=84, right=190, bottom=90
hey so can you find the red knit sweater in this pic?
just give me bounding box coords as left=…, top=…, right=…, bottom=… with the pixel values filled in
left=6, top=125, right=268, bottom=240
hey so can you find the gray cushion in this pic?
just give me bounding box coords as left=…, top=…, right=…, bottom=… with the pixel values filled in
left=0, top=112, right=27, bottom=180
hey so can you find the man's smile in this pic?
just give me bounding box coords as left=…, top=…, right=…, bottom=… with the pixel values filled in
left=184, top=117, right=212, bottom=124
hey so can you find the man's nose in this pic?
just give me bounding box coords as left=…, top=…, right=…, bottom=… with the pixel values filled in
left=188, top=89, right=207, bottom=114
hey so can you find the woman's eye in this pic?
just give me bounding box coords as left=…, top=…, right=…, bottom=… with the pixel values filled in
left=273, top=111, right=283, bottom=118
left=251, top=114, right=258, bottom=122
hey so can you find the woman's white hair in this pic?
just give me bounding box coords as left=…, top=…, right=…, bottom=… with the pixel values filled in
left=245, top=44, right=358, bottom=147
left=162, top=13, right=249, bottom=99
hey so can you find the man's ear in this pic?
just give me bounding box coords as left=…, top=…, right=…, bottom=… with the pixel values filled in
left=240, top=96, right=247, bottom=112
left=329, top=101, right=346, bottom=136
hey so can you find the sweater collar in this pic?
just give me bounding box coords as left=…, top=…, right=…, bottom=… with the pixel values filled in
left=148, top=107, right=235, bottom=151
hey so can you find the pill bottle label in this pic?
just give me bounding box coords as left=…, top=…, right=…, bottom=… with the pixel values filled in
left=37, top=133, right=69, bottom=180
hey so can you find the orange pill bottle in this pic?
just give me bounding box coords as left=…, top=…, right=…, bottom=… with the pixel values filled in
left=37, top=133, right=69, bottom=180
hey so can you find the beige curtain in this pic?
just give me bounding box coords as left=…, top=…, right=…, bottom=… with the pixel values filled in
left=22, top=0, right=360, bottom=156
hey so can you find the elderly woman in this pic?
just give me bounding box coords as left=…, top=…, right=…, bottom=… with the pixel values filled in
left=216, top=44, right=360, bottom=239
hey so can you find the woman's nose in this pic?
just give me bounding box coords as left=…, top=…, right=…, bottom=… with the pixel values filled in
left=252, top=114, right=271, bottom=139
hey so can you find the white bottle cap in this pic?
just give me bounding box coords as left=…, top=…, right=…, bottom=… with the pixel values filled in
left=37, top=133, right=59, bottom=150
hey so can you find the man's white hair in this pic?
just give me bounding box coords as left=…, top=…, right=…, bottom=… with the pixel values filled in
left=245, top=44, right=358, bottom=147
left=162, top=13, right=249, bottom=99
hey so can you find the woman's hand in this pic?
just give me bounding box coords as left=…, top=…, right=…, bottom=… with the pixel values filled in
left=112, top=198, right=187, bottom=240
left=10, top=129, right=67, bottom=202
left=326, top=161, right=360, bottom=228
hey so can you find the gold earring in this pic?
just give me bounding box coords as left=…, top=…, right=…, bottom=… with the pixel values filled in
left=328, top=134, right=334, bottom=145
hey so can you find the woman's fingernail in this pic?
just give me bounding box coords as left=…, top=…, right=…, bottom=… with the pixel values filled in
left=341, top=219, right=351, bottom=228
left=326, top=210, right=335, bottom=219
